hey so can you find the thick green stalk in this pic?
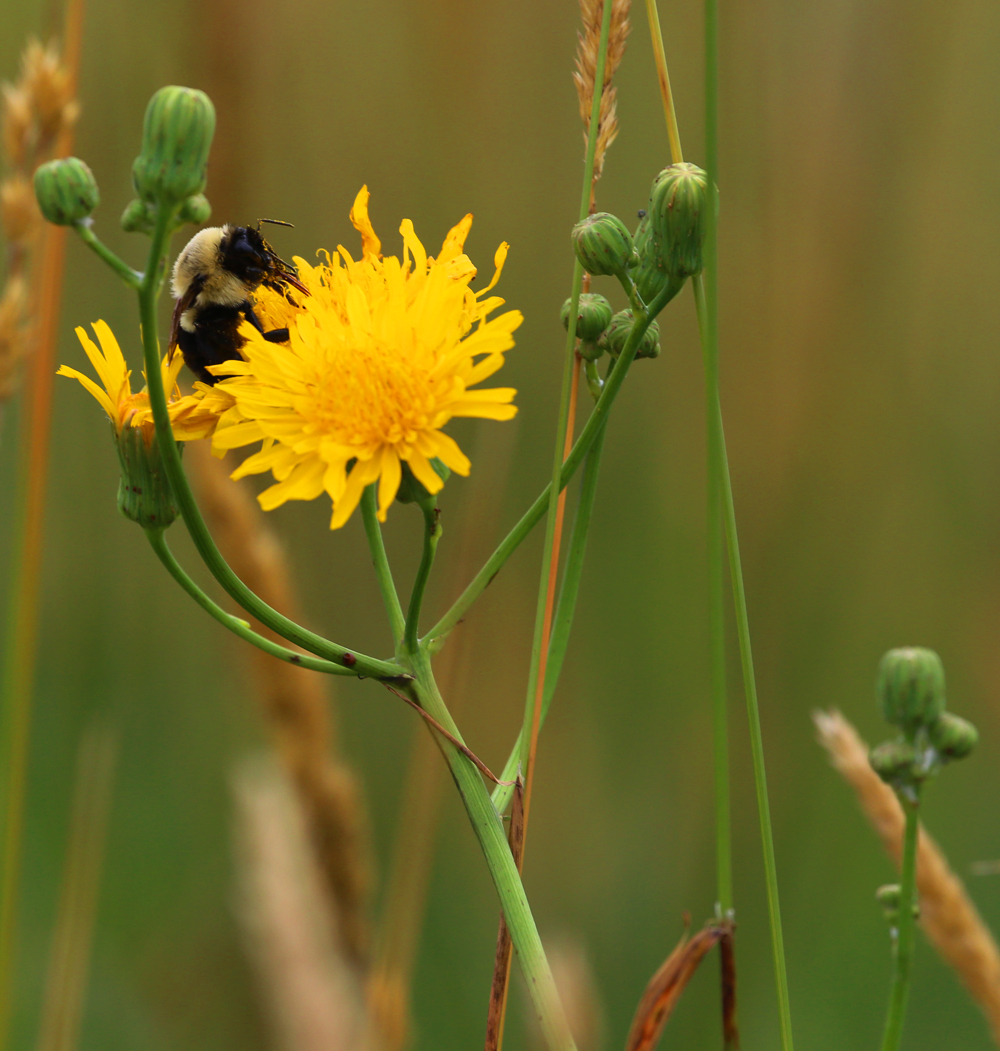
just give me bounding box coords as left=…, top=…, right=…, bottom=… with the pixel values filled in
left=701, top=0, right=733, bottom=920
left=361, top=485, right=405, bottom=645
left=72, top=222, right=142, bottom=289
left=694, top=279, right=794, bottom=1051
left=880, top=794, right=921, bottom=1051
left=137, top=207, right=405, bottom=682
left=518, top=0, right=614, bottom=792
left=492, top=422, right=607, bottom=813
left=146, top=529, right=352, bottom=675
left=404, top=647, right=575, bottom=1051
left=425, top=279, right=675, bottom=649
left=404, top=500, right=440, bottom=654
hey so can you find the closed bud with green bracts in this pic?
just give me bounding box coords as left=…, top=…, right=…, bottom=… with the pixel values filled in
left=395, top=457, right=450, bottom=506
left=177, top=193, right=211, bottom=226
left=115, top=422, right=180, bottom=529
left=876, top=883, right=919, bottom=924
left=648, top=162, right=709, bottom=278
left=132, top=86, right=216, bottom=206
left=597, top=309, right=660, bottom=360
left=878, top=647, right=946, bottom=730
left=632, top=212, right=668, bottom=303
left=869, top=739, right=918, bottom=784
left=120, top=198, right=156, bottom=234
left=928, top=711, right=978, bottom=761
left=561, top=293, right=613, bottom=342
left=571, top=212, right=637, bottom=277
left=34, top=157, right=99, bottom=225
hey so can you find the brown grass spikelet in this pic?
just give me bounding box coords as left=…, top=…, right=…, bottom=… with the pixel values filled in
left=233, top=758, right=370, bottom=1051
left=188, top=442, right=372, bottom=971
left=1, top=35, right=79, bottom=408
left=814, top=709, right=1000, bottom=1045
left=2, top=173, right=40, bottom=246
left=18, top=39, right=79, bottom=148
left=573, top=0, right=631, bottom=185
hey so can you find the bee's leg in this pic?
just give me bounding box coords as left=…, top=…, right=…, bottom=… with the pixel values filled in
left=243, top=303, right=289, bottom=343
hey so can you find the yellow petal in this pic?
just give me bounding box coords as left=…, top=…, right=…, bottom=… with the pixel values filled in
left=350, top=185, right=381, bottom=261
left=377, top=447, right=402, bottom=521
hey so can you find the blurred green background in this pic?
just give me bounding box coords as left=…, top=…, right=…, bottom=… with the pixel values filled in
left=2, top=0, right=1000, bottom=1048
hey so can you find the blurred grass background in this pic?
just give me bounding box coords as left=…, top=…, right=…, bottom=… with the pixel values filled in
left=2, top=0, right=1000, bottom=1048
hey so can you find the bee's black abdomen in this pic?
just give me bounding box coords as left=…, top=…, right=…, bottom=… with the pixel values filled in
left=178, top=302, right=250, bottom=385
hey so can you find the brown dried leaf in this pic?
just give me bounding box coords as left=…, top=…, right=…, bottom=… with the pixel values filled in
left=624, top=921, right=724, bottom=1051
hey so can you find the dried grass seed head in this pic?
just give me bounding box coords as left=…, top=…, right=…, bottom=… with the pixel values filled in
left=1, top=173, right=40, bottom=245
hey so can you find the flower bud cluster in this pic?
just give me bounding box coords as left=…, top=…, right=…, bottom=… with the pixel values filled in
left=115, top=422, right=180, bottom=529
left=33, top=157, right=99, bottom=225
left=122, top=87, right=216, bottom=232
left=868, top=648, right=978, bottom=792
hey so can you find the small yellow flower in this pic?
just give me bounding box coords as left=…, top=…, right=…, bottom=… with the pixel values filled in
left=58, top=319, right=224, bottom=442
left=211, top=187, right=522, bottom=529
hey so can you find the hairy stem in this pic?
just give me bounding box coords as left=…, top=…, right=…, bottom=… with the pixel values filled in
left=880, top=793, right=921, bottom=1051
left=404, top=648, right=576, bottom=1051
left=72, top=221, right=142, bottom=288
left=361, top=485, right=406, bottom=645
left=146, top=529, right=352, bottom=675
left=404, top=501, right=440, bottom=655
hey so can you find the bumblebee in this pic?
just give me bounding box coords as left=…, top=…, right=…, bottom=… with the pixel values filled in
left=169, top=220, right=308, bottom=385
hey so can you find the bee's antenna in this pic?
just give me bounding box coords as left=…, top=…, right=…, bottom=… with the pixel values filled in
left=257, top=218, right=295, bottom=231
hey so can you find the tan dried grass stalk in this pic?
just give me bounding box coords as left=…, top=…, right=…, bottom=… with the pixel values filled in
left=188, top=443, right=370, bottom=969
left=573, top=0, right=631, bottom=186
left=814, top=709, right=1000, bottom=1045
left=36, top=726, right=116, bottom=1051
left=233, top=758, right=370, bottom=1051
left=0, top=38, right=78, bottom=403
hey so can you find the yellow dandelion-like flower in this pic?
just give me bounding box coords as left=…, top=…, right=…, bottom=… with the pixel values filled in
left=58, top=319, right=225, bottom=442
left=210, top=186, right=522, bottom=529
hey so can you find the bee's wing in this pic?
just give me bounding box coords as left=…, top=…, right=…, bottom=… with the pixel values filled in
left=168, top=276, right=205, bottom=359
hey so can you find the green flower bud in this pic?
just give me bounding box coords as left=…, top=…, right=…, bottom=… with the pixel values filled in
left=878, top=647, right=946, bottom=731
left=561, top=293, right=613, bottom=342
left=648, top=162, right=709, bottom=278
left=115, top=422, right=180, bottom=529
left=177, top=193, right=211, bottom=226
left=395, top=457, right=450, bottom=506
left=869, top=739, right=917, bottom=784
left=876, top=883, right=919, bottom=924
left=928, top=712, right=978, bottom=761
left=571, top=212, right=637, bottom=277
left=33, top=157, right=99, bottom=225
left=597, top=310, right=660, bottom=360
left=121, top=198, right=156, bottom=234
left=132, top=86, right=216, bottom=206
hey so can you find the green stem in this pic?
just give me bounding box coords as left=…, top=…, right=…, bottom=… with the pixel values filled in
left=361, top=485, right=405, bottom=645
left=404, top=500, right=441, bottom=655
left=880, top=793, right=921, bottom=1051
left=425, top=281, right=675, bottom=648
left=492, top=421, right=607, bottom=813
left=518, top=0, right=614, bottom=783
left=137, top=207, right=405, bottom=682
left=146, top=529, right=353, bottom=675
left=701, top=0, right=732, bottom=920
left=404, top=647, right=576, bottom=1051
left=695, top=275, right=794, bottom=1051
left=72, top=221, right=142, bottom=289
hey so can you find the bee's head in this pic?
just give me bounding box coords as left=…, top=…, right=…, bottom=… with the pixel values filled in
left=220, top=223, right=308, bottom=296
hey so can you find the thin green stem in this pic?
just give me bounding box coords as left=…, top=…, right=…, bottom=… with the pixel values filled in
left=880, top=793, right=921, bottom=1051
left=72, top=222, right=142, bottom=289
left=146, top=529, right=353, bottom=675
left=361, top=485, right=405, bottom=645
left=404, top=648, right=575, bottom=1051
left=695, top=276, right=794, bottom=1051
left=492, top=421, right=607, bottom=813
left=425, top=280, right=676, bottom=648
left=701, top=0, right=732, bottom=921
left=518, top=0, right=614, bottom=797
left=137, top=207, right=405, bottom=682
left=404, top=501, right=440, bottom=655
